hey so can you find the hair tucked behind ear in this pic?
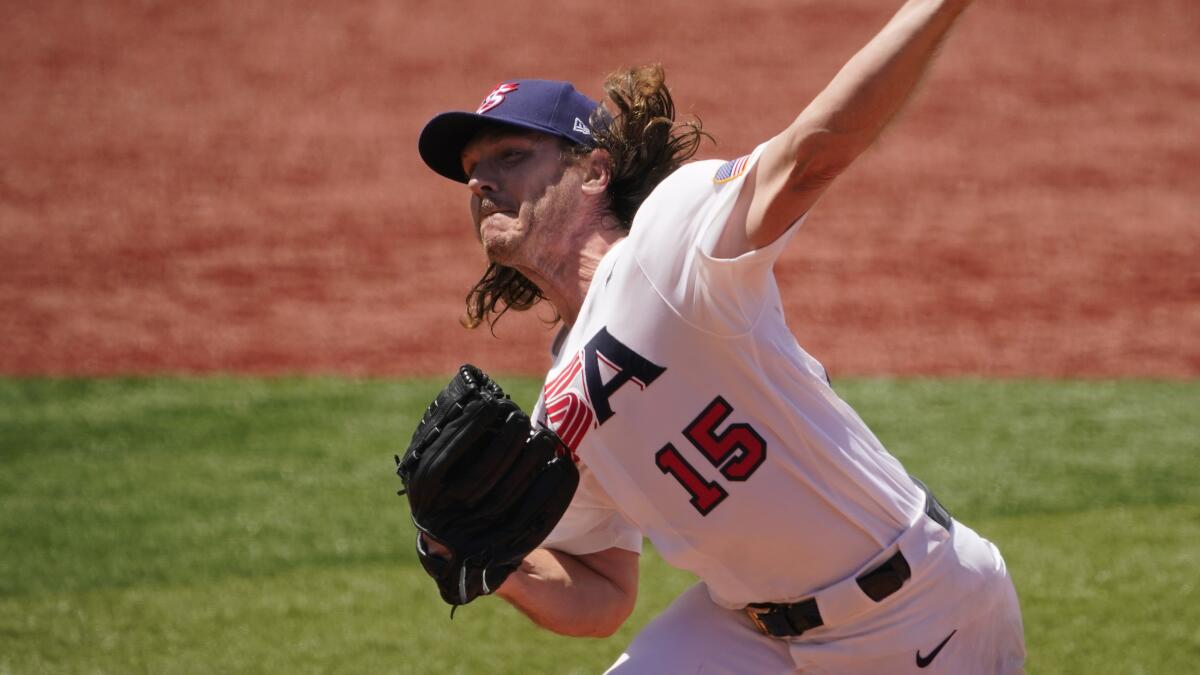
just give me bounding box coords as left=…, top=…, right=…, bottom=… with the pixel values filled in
left=463, top=64, right=711, bottom=330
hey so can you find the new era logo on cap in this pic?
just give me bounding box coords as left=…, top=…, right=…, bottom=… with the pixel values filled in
left=419, top=79, right=603, bottom=183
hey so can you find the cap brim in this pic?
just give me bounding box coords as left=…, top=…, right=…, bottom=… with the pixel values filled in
left=418, top=111, right=578, bottom=184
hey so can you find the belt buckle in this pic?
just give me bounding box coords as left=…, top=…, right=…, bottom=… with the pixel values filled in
left=744, top=604, right=774, bottom=636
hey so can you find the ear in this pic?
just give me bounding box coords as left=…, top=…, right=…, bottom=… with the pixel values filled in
left=580, top=149, right=612, bottom=196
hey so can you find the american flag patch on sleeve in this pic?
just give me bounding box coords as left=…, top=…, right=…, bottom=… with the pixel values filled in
left=713, top=154, right=751, bottom=184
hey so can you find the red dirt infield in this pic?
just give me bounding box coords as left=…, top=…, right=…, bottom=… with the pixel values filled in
left=2, top=0, right=1197, bottom=378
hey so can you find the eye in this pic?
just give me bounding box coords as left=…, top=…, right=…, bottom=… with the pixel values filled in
left=501, top=149, right=526, bottom=165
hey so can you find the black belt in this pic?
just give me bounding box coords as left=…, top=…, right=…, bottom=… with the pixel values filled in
left=744, top=480, right=952, bottom=638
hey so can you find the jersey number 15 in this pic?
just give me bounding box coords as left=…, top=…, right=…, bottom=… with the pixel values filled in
left=654, top=396, right=767, bottom=516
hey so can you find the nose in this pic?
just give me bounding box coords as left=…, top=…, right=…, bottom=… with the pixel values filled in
left=466, top=168, right=497, bottom=198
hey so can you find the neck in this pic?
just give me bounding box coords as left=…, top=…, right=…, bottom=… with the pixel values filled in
left=515, top=212, right=625, bottom=327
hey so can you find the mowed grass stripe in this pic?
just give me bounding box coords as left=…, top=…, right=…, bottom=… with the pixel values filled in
left=1, top=377, right=1197, bottom=674
left=0, top=548, right=693, bottom=675
left=838, top=378, right=1200, bottom=517
left=982, top=504, right=1200, bottom=675
left=2, top=508, right=1195, bottom=675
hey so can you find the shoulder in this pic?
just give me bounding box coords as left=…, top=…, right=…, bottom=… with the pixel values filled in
left=625, top=150, right=764, bottom=255
left=626, top=159, right=723, bottom=245
left=632, top=149, right=764, bottom=228
left=643, top=159, right=727, bottom=205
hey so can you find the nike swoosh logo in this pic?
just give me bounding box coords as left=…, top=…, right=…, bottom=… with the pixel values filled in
left=915, top=629, right=958, bottom=668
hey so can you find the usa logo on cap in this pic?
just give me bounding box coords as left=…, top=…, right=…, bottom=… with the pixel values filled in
left=713, top=154, right=751, bottom=184
left=477, top=82, right=519, bottom=114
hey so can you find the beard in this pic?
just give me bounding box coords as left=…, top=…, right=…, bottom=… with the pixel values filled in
left=474, top=170, right=580, bottom=270
left=472, top=196, right=518, bottom=260
left=479, top=214, right=525, bottom=265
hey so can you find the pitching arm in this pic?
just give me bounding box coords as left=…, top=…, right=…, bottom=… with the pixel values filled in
left=720, top=0, right=975, bottom=256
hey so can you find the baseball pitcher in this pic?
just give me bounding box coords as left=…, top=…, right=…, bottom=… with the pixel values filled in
left=400, top=0, right=1025, bottom=672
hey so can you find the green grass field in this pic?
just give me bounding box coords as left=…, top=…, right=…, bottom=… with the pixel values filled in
left=1, top=377, right=1197, bottom=674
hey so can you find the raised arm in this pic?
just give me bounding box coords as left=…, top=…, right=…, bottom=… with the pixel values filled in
left=725, top=0, right=975, bottom=255
left=495, top=546, right=639, bottom=638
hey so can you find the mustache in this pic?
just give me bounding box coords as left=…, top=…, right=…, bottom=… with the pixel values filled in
left=478, top=197, right=509, bottom=217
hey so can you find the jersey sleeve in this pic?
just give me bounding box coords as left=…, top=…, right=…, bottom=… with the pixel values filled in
left=540, top=460, right=643, bottom=556
left=626, top=142, right=808, bottom=335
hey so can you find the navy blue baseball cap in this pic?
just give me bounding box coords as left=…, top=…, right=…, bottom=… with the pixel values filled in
left=419, top=79, right=603, bottom=183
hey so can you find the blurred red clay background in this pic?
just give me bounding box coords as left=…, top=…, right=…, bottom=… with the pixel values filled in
left=2, top=0, right=1197, bottom=378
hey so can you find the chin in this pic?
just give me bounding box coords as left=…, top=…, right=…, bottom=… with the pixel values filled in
left=481, top=223, right=522, bottom=255
left=482, top=237, right=519, bottom=266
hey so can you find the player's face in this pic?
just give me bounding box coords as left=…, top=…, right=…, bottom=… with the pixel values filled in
left=460, top=130, right=583, bottom=265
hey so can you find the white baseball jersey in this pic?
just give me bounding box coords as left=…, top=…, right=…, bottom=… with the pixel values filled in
left=532, top=143, right=929, bottom=610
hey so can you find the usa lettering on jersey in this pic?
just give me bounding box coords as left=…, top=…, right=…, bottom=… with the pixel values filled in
left=542, top=327, right=666, bottom=453
left=543, top=352, right=593, bottom=453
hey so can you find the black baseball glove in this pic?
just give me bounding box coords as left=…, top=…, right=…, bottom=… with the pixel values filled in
left=396, top=364, right=579, bottom=608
